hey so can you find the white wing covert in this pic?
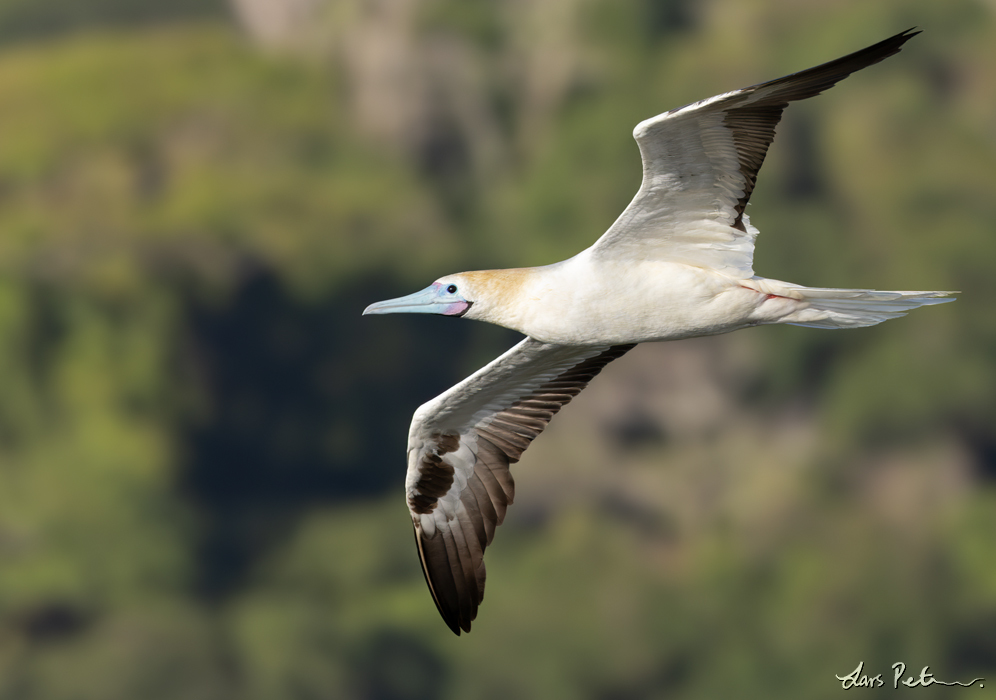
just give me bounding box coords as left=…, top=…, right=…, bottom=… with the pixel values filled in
left=589, top=29, right=919, bottom=277
left=405, top=338, right=634, bottom=634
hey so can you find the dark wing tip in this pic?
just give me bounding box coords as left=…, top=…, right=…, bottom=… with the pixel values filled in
left=413, top=523, right=466, bottom=635
left=708, top=28, right=921, bottom=230
left=859, top=27, right=921, bottom=59
left=757, top=27, right=921, bottom=101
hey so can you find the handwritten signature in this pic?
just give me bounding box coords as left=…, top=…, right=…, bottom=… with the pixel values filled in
left=836, top=661, right=984, bottom=689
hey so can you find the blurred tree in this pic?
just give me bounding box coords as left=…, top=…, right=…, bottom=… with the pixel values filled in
left=0, top=0, right=227, bottom=46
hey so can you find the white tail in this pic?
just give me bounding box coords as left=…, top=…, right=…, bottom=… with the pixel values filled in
left=780, top=286, right=956, bottom=329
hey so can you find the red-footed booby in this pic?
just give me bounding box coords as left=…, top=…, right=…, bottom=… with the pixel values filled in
left=364, top=29, right=955, bottom=635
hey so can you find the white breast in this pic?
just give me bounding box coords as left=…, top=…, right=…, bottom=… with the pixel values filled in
left=509, top=253, right=764, bottom=345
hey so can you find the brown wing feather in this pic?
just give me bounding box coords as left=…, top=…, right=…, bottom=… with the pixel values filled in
left=591, top=29, right=919, bottom=276
left=412, top=343, right=635, bottom=634
left=712, top=29, right=919, bottom=230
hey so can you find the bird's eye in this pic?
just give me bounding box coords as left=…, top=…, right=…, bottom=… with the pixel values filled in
left=446, top=284, right=457, bottom=294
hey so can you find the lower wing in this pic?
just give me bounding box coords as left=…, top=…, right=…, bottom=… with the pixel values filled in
left=405, top=337, right=635, bottom=634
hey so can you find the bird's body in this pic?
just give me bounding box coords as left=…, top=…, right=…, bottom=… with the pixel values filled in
left=446, top=255, right=773, bottom=345
left=364, top=29, right=955, bottom=635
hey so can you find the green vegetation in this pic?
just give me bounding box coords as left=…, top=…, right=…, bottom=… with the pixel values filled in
left=0, top=1, right=993, bottom=698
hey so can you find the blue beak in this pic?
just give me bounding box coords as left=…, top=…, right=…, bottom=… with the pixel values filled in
left=363, top=284, right=471, bottom=317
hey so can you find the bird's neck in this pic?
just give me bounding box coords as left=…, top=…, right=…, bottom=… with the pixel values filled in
left=459, top=267, right=547, bottom=331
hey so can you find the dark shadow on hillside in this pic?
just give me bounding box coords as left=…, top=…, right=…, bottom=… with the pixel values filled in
left=179, top=271, right=520, bottom=599
left=0, top=0, right=228, bottom=47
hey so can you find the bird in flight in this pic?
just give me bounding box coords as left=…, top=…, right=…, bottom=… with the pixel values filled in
left=364, top=29, right=954, bottom=635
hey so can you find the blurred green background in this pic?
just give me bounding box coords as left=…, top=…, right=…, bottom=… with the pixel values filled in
left=0, top=0, right=993, bottom=697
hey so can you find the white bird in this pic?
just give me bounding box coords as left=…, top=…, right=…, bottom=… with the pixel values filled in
left=363, top=29, right=954, bottom=635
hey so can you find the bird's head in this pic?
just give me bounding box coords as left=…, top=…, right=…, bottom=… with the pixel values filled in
left=363, top=274, right=477, bottom=318
left=362, top=269, right=534, bottom=327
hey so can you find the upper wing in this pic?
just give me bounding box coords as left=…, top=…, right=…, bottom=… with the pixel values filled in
left=406, top=337, right=635, bottom=634
left=588, top=29, right=919, bottom=277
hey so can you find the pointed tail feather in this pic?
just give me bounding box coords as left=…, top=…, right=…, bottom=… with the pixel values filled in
left=781, top=287, right=956, bottom=329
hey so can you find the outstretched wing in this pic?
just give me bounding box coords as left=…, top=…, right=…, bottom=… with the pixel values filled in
left=588, top=29, right=919, bottom=277
left=406, top=338, right=635, bottom=634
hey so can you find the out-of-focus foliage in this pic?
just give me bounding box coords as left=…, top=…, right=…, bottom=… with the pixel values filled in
left=0, top=0, right=227, bottom=46
left=0, top=0, right=993, bottom=698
